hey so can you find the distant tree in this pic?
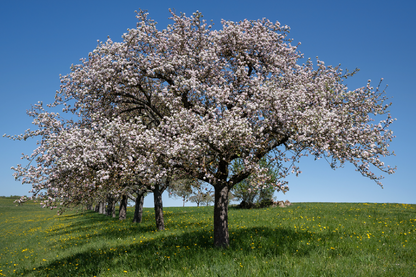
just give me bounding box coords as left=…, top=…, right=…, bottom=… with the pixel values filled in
left=204, top=192, right=215, bottom=206
left=167, top=177, right=195, bottom=207
left=188, top=182, right=213, bottom=207
left=232, top=155, right=279, bottom=208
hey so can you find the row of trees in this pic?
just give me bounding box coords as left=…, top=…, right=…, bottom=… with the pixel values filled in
left=6, top=9, right=395, bottom=247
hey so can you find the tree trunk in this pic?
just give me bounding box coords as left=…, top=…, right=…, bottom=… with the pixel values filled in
left=112, top=203, right=116, bottom=218
left=153, top=185, right=165, bottom=230
left=94, top=204, right=99, bottom=212
left=213, top=184, right=230, bottom=248
left=118, top=195, right=127, bottom=220
left=99, top=202, right=105, bottom=214
left=106, top=195, right=115, bottom=217
left=132, top=191, right=145, bottom=223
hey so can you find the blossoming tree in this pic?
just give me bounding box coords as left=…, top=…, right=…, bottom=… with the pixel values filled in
left=7, top=10, right=395, bottom=247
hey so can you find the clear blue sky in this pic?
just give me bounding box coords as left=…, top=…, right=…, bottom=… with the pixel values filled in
left=1, top=0, right=415, bottom=207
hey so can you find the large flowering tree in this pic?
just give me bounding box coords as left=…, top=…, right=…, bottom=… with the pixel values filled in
left=7, top=10, right=395, bottom=247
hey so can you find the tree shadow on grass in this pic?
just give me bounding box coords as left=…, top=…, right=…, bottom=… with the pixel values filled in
left=48, top=206, right=211, bottom=235
left=26, top=204, right=364, bottom=276
left=44, top=208, right=214, bottom=251
left=20, top=223, right=334, bottom=276
left=51, top=209, right=212, bottom=241
left=43, top=210, right=157, bottom=250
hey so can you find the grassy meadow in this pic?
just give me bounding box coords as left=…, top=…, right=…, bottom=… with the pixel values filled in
left=0, top=196, right=415, bottom=276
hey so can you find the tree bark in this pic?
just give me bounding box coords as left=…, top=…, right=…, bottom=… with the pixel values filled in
left=106, top=195, right=115, bottom=217
left=94, top=204, right=100, bottom=212
left=153, top=184, right=165, bottom=230
left=213, top=184, right=230, bottom=248
left=132, top=191, right=145, bottom=223
left=99, top=202, right=106, bottom=214
left=118, top=195, right=128, bottom=220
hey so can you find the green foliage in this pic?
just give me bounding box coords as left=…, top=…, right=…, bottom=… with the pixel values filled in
left=167, top=177, right=195, bottom=206
left=231, top=155, right=279, bottom=207
left=1, top=198, right=415, bottom=276
left=168, top=178, right=214, bottom=207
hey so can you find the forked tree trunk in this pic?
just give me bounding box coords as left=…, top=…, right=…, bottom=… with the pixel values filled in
left=132, top=191, right=145, bottom=223
left=214, top=184, right=230, bottom=248
left=153, top=185, right=165, bottom=230
left=119, top=195, right=128, bottom=220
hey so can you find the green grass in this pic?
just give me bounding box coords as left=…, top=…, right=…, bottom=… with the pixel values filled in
left=0, top=197, right=415, bottom=276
